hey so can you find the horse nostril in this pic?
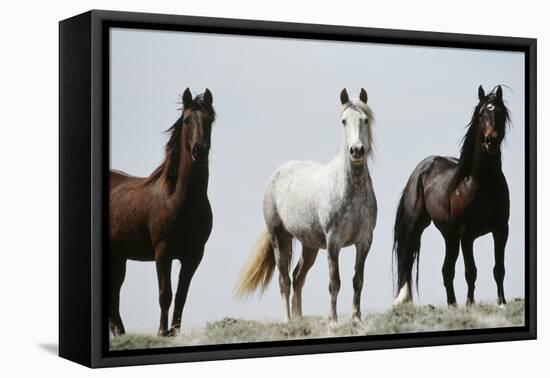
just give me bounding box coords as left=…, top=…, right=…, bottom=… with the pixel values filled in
left=350, top=145, right=365, bottom=158
left=485, top=131, right=498, bottom=141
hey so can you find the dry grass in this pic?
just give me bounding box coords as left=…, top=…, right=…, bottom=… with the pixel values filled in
left=110, top=298, right=524, bottom=351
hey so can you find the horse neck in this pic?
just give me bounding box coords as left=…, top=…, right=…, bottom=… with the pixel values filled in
left=164, top=145, right=209, bottom=203
left=462, top=131, right=503, bottom=185
left=472, top=145, right=502, bottom=183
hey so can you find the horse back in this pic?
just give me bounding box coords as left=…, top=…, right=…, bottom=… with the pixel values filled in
left=110, top=169, right=142, bottom=190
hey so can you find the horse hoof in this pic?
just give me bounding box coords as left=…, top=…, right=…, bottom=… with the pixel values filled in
left=110, top=326, right=125, bottom=337
left=392, top=299, right=413, bottom=307
left=351, top=313, right=362, bottom=323
left=466, top=300, right=476, bottom=306
left=157, top=329, right=169, bottom=337
left=167, top=327, right=180, bottom=337
left=393, top=283, right=412, bottom=306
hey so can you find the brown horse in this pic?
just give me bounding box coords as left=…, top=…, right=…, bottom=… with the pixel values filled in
left=109, top=88, right=215, bottom=337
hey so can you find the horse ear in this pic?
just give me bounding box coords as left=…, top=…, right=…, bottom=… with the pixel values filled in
left=203, top=88, right=213, bottom=106
left=359, top=88, right=368, bottom=104
left=340, top=88, right=349, bottom=105
left=182, top=88, right=193, bottom=108
left=496, top=85, right=503, bottom=99
left=478, top=85, right=485, bottom=100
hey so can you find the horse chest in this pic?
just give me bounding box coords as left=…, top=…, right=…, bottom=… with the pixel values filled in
left=449, top=178, right=476, bottom=219
left=450, top=178, right=506, bottom=231
left=151, top=198, right=213, bottom=250
left=323, top=187, right=374, bottom=245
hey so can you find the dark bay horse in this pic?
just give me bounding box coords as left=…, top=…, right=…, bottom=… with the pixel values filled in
left=109, top=88, right=215, bottom=336
left=393, top=85, right=511, bottom=307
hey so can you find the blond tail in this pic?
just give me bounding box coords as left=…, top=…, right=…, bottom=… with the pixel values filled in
left=234, top=229, right=276, bottom=299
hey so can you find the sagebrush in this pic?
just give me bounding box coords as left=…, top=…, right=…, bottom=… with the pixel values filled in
left=110, top=299, right=524, bottom=351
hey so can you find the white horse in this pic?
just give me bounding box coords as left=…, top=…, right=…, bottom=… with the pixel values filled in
left=235, top=88, right=377, bottom=323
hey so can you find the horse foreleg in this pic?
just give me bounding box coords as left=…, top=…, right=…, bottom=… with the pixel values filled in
left=155, top=247, right=173, bottom=336
left=291, top=246, right=318, bottom=318
left=170, top=248, right=204, bottom=335
left=109, top=258, right=126, bottom=336
left=327, top=241, right=341, bottom=323
left=442, top=235, right=460, bottom=306
left=352, top=237, right=372, bottom=321
left=460, top=235, right=477, bottom=305
left=493, top=225, right=508, bottom=306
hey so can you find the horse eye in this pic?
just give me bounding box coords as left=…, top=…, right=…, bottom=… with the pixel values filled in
left=342, top=119, right=346, bottom=126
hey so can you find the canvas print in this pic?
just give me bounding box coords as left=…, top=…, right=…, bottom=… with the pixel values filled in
left=108, top=28, right=526, bottom=351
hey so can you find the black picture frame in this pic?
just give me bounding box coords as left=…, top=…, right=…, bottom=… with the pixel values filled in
left=59, top=9, right=537, bottom=368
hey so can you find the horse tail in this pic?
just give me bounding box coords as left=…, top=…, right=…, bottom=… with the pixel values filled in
left=234, top=229, right=276, bottom=299
left=393, top=163, right=428, bottom=305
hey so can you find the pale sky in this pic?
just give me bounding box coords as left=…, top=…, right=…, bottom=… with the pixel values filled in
left=110, top=27, right=525, bottom=331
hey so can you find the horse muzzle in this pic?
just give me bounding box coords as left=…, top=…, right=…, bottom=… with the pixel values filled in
left=349, top=144, right=366, bottom=164
left=482, top=137, right=500, bottom=154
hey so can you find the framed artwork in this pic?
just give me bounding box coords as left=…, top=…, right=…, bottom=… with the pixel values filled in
left=59, top=10, right=537, bottom=368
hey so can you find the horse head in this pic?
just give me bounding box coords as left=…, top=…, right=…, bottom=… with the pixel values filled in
left=475, top=85, right=509, bottom=155
left=340, top=88, right=374, bottom=167
left=181, top=88, right=216, bottom=166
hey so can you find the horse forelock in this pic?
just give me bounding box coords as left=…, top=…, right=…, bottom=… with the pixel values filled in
left=179, top=93, right=216, bottom=121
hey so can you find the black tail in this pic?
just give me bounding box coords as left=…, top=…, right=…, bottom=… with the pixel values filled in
left=392, top=171, right=428, bottom=298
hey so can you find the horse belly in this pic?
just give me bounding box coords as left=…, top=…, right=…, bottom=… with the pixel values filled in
left=287, top=223, right=327, bottom=249
left=272, top=184, right=326, bottom=248
left=111, top=235, right=155, bottom=261
left=277, top=205, right=325, bottom=248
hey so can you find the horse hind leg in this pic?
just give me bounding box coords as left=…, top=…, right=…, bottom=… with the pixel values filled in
left=394, top=230, right=421, bottom=306
left=109, top=257, right=126, bottom=336
left=271, top=229, right=293, bottom=322
left=393, top=199, right=430, bottom=306
left=291, top=246, right=319, bottom=318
